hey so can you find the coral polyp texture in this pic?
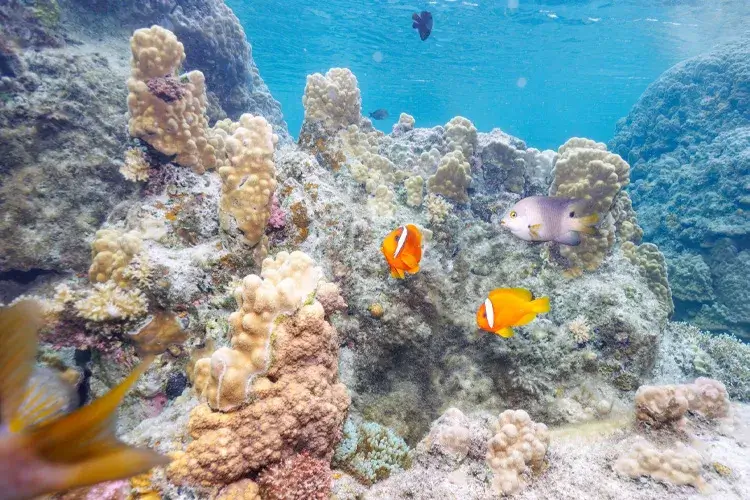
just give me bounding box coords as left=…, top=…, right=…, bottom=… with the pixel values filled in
left=192, top=251, right=323, bottom=411
left=302, top=67, right=362, bottom=133
left=614, top=438, right=706, bottom=490
left=169, top=300, right=349, bottom=486
left=486, top=409, right=550, bottom=496
left=550, top=137, right=631, bottom=275
left=634, top=377, right=730, bottom=429
left=217, top=113, right=278, bottom=248
left=426, top=150, right=472, bottom=203
left=127, top=25, right=216, bottom=174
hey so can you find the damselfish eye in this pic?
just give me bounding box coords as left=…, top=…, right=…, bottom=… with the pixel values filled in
left=509, top=211, right=517, bottom=219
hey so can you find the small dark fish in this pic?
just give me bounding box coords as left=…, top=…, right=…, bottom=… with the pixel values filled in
left=369, top=109, right=389, bottom=120
left=412, top=11, right=433, bottom=41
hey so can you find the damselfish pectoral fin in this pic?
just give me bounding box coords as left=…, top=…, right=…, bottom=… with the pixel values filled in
left=555, top=231, right=581, bottom=246
left=571, top=213, right=599, bottom=234
left=401, top=253, right=419, bottom=270
left=514, top=312, right=538, bottom=326
left=59, top=444, right=170, bottom=492
left=529, top=223, right=543, bottom=240
left=390, top=267, right=405, bottom=279
left=28, top=357, right=155, bottom=462
left=495, top=327, right=515, bottom=338
left=0, top=300, right=45, bottom=427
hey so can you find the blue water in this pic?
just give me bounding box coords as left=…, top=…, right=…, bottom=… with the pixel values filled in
left=230, top=0, right=748, bottom=150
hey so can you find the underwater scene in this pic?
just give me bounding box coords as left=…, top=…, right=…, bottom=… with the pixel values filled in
left=1, top=0, right=749, bottom=499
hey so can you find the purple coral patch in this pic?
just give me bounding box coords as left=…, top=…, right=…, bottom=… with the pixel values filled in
left=146, top=75, right=188, bottom=103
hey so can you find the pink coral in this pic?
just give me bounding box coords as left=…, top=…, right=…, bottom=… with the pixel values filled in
left=146, top=75, right=188, bottom=103
left=315, top=282, right=347, bottom=317
left=258, top=452, right=332, bottom=500
left=267, top=193, right=286, bottom=230
left=168, top=302, right=349, bottom=486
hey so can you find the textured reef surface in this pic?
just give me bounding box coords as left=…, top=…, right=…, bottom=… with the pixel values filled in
left=611, top=36, right=750, bottom=341
left=1, top=2, right=750, bottom=499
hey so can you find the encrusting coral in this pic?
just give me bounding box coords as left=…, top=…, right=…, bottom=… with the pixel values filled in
left=634, top=377, right=730, bottom=429
left=169, top=298, right=349, bottom=485
left=258, top=452, right=332, bottom=499
left=217, top=113, right=278, bottom=248
left=622, top=241, right=674, bottom=315
left=614, top=438, right=706, bottom=490
left=192, top=251, right=323, bottom=411
left=486, top=409, right=550, bottom=496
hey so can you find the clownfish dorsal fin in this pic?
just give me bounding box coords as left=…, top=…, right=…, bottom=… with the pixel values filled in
left=394, top=225, right=409, bottom=258
left=484, top=297, right=494, bottom=329
left=492, top=288, right=532, bottom=301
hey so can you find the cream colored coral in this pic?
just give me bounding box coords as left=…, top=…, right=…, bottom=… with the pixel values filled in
left=53, top=284, right=75, bottom=305
left=550, top=137, right=630, bottom=274
left=567, top=316, right=591, bottom=344
left=398, top=113, right=415, bottom=131
left=614, top=438, right=705, bottom=490
left=486, top=409, right=550, bottom=496
left=622, top=241, right=673, bottom=315
left=302, top=68, right=361, bottom=133
left=88, top=229, right=143, bottom=285
left=360, top=152, right=396, bottom=194
left=445, top=116, right=478, bottom=158
left=74, top=282, right=147, bottom=322
left=423, top=408, right=471, bottom=461
left=634, top=378, right=730, bottom=429
left=405, top=176, right=424, bottom=207
left=367, top=184, right=397, bottom=217
left=218, top=114, right=278, bottom=247
left=169, top=302, right=350, bottom=486
left=418, top=148, right=442, bottom=176
left=127, top=26, right=216, bottom=174
left=685, top=377, right=730, bottom=419
left=120, top=148, right=150, bottom=182
left=338, top=124, right=381, bottom=158
left=427, top=150, right=472, bottom=203
left=425, top=193, right=451, bottom=224
left=193, top=251, right=322, bottom=411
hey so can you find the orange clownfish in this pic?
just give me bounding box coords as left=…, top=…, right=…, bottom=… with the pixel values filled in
left=381, top=224, right=423, bottom=279
left=476, top=288, right=550, bottom=338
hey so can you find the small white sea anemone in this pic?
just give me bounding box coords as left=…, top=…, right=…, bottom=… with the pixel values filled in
left=120, top=148, right=150, bottom=182
left=75, top=282, right=147, bottom=322
left=568, top=315, right=591, bottom=344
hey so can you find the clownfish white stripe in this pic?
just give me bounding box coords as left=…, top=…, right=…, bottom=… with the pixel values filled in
left=485, top=297, right=494, bottom=329
left=394, top=225, right=408, bottom=258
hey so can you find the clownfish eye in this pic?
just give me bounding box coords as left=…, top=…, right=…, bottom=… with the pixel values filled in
left=569, top=211, right=575, bottom=218
left=509, top=210, right=517, bottom=219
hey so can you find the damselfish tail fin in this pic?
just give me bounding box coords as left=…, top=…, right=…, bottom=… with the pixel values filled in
left=530, top=296, right=550, bottom=314
left=25, top=356, right=170, bottom=491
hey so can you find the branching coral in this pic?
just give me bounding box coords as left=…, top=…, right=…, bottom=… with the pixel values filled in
left=334, top=418, right=412, bottom=485
left=192, top=251, right=322, bottom=411
left=486, top=409, right=550, bottom=496
left=88, top=229, right=143, bottom=285
left=302, top=68, right=361, bottom=133
left=169, top=300, right=349, bottom=486
left=127, top=26, right=218, bottom=174
left=427, top=150, right=472, bottom=203
left=622, top=241, right=674, bottom=315
left=74, top=282, right=147, bottom=322
left=550, top=138, right=630, bottom=275
left=217, top=113, right=278, bottom=247
left=614, top=439, right=705, bottom=490
left=120, top=148, right=150, bottom=182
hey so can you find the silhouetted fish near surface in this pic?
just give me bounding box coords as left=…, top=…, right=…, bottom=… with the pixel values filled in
left=369, top=109, right=389, bottom=120
left=412, top=11, right=433, bottom=41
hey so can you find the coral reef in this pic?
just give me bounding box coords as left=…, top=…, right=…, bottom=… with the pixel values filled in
left=614, top=438, right=705, bottom=490
left=486, top=409, right=550, bottom=495
left=610, top=36, right=750, bottom=339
